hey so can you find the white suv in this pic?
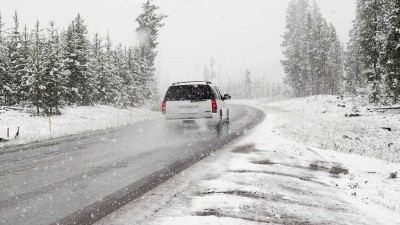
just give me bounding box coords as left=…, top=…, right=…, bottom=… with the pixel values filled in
left=161, top=81, right=231, bottom=129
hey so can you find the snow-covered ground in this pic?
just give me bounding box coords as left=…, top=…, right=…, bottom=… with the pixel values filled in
left=96, top=97, right=400, bottom=225
left=260, top=95, right=400, bottom=163
left=0, top=105, right=160, bottom=150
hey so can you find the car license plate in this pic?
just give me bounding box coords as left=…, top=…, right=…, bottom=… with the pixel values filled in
left=180, top=106, right=198, bottom=114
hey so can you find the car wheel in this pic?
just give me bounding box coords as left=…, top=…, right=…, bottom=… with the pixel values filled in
left=216, top=111, right=223, bottom=131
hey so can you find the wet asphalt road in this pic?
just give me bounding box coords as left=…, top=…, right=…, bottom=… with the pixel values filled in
left=0, top=104, right=264, bottom=225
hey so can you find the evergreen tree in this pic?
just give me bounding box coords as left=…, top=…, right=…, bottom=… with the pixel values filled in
left=282, top=0, right=343, bottom=97
left=132, top=45, right=152, bottom=104
left=90, top=33, right=103, bottom=103
left=380, top=0, right=400, bottom=103
left=310, top=2, right=326, bottom=94
left=358, top=0, right=385, bottom=75
left=0, top=6, right=168, bottom=110
left=281, top=0, right=310, bottom=97
left=125, top=47, right=140, bottom=106
left=96, top=33, right=123, bottom=105
left=345, top=16, right=363, bottom=93
left=326, top=24, right=344, bottom=95
left=345, top=0, right=390, bottom=103
left=18, top=25, right=32, bottom=103
left=63, top=14, right=93, bottom=105
left=42, top=21, right=65, bottom=115
left=92, top=33, right=108, bottom=104
left=0, top=12, right=7, bottom=105
left=28, top=20, right=45, bottom=114
left=5, top=11, right=23, bottom=105
left=109, top=43, right=125, bottom=106
left=359, top=0, right=386, bottom=102
left=135, top=0, right=166, bottom=103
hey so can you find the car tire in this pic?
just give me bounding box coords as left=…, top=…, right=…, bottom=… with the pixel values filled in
left=215, top=111, right=223, bottom=131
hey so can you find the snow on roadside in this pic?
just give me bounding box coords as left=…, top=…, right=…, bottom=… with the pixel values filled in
left=0, top=105, right=160, bottom=149
left=96, top=102, right=400, bottom=225
left=256, top=95, right=400, bottom=163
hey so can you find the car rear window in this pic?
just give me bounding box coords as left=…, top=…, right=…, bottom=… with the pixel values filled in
left=164, top=85, right=215, bottom=101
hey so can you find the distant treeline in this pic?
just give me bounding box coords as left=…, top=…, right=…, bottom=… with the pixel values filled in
left=346, top=0, right=400, bottom=104
left=225, top=69, right=290, bottom=99
left=281, top=0, right=344, bottom=98
left=0, top=1, right=166, bottom=115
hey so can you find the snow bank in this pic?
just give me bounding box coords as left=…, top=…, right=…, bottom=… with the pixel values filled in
left=0, top=105, right=160, bottom=149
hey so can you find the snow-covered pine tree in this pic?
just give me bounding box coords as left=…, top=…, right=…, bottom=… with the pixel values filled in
left=5, top=11, right=23, bottom=105
left=357, top=0, right=386, bottom=102
left=125, top=46, right=140, bottom=106
left=18, top=25, right=32, bottom=104
left=313, top=3, right=332, bottom=95
left=282, top=0, right=344, bottom=97
left=304, top=12, right=315, bottom=95
left=0, top=12, right=7, bottom=105
left=28, top=20, right=45, bottom=115
left=135, top=0, right=166, bottom=103
left=62, top=20, right=78, bottom=104
left=281, top=0, right=310, bottom=97
left=358, top=0, right=385, bottom=74
left=90, top=33, right=103, bottom=103
left=305, top=11, right=322, bottom=95
left=63, top=14, right=94, bottom=106
left=380, top=0, right=400, bottom=103
left=41, top=21, right=65, bottom=115
left=132, top=45, right=152, bottom=105
left=110, top=44, right=126, bottom=107
left=326, top=24, right=344, bottom=95
left=96, top=33, right=123, bottom=105
left=96, top=32, right=110, bottom=104
left=120, top=45, right=135, bottom=107
left=365, top=70, right=382, bottom=103
left=345, top=7, right=363, bottom=94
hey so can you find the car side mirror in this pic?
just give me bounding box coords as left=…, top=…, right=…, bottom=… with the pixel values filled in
left=223, top=94, right=231, bottom=100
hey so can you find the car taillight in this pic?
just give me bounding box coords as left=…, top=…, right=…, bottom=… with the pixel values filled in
left=161, top=101, right=166, bottom=115
left=212, top=99, right=217, bottom=113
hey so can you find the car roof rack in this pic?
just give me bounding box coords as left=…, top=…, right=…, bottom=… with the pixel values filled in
left=172, top=81, right=212, bottom=85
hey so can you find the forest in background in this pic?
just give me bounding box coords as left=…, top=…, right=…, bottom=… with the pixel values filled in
left=282, top=0, right=400, bottom=105
left=3, top=0, right=399, bottom=111
left=0, top=1, right=166, bottom=115
left=347, top=0, right=400, bottom=104
left=281, top=0, right=344, bottom=98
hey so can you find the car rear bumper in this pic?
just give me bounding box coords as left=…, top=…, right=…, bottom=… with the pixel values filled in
left=165, top=113, right=220, bottom=125
left=165, top=112, right=217, bottom=120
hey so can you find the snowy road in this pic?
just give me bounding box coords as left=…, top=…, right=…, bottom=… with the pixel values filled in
left=0, top=104, right=264, bottom=225
left=96, top=107, right=400, bottom=225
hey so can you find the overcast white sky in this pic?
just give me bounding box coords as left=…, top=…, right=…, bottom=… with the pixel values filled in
left=2, top=0, right=356, bottom=91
